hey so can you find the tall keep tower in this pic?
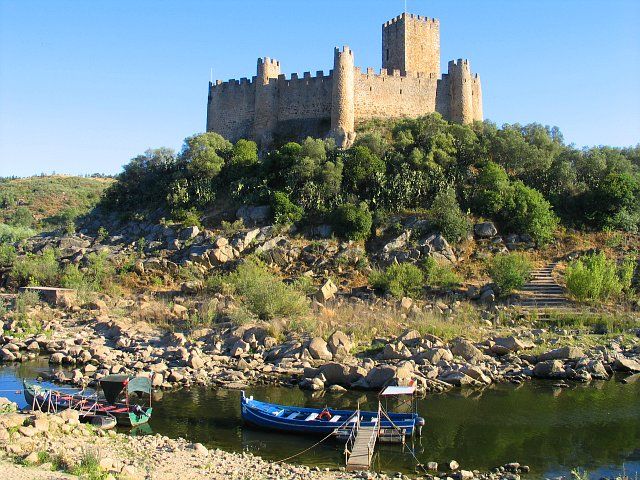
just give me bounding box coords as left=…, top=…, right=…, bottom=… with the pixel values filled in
left=382, top=13, right=440, bottom=76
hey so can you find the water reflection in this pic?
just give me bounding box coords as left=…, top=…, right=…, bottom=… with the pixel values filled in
left=1, top=360, right=639, bottom=479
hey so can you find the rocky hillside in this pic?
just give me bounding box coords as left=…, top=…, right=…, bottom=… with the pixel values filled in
left=0, top=175, right=113, bottom=231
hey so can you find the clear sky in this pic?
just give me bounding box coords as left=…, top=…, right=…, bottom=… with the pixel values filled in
left=1, top=0, right=639, bottom=177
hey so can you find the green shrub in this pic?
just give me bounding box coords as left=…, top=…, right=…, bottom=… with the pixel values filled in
left=223, top=257, right=308, bottom=320
left=565, top=252, right=634, bottom=302
left=422, top=256, right=462, bottom=289
left=9, top=206, right=34, bottom=228
left=171, top=208, right=202, bottom=228
left=369, top=263, right=424, bottom=298
left=0, top=244, right=16, bottom=267
left=428, top=187, right=470, bottom=244
left=487, top=253, right=532, bottom=296
left=332, top=202, right=372, bottom=240
left=11, top=249, right=60, bottom=287
left=61, top=251, right=115, bottom=292
left=271, top=191, right=303, bottom=225
left=506, top=181, right=558, bottom=245
left=0, top=223, right=35, bottom=243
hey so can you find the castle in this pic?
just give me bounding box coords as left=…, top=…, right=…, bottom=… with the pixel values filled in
left=206, top=12, right=483, bottom=148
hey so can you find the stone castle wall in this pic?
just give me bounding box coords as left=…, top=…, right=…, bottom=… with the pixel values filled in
left=206, top=12, right=484, bottom=147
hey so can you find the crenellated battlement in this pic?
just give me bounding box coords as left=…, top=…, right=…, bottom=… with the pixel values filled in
left=334, top=45, right=354, bottom=57
left=207, top=11, right=483, bottom=148
left=383, top=12, right=439, bottom=27
left=258, top=57, right=280, bottom=68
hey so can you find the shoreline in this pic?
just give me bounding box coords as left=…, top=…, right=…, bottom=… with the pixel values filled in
left=0, top=405, right=536, bottom=480
left=1, top=304, right=639, bottom=395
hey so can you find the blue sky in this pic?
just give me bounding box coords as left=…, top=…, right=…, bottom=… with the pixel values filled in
left=1, top=0, right=639, bottom=177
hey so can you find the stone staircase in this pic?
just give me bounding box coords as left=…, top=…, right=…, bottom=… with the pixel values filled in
left=512, top=262, right=574, bottom=310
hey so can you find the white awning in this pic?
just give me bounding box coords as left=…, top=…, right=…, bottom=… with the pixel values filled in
left=380, top=385, right=416, bottom=396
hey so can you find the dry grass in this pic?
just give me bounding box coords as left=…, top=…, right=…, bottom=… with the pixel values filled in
left=307, top=301, right=483, bottom=345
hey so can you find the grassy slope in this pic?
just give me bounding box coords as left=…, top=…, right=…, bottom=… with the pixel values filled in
left=0, top=175, right=113, bottom=228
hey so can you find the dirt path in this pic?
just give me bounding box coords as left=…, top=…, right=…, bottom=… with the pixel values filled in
left=0, top=459, right=74, bottom=480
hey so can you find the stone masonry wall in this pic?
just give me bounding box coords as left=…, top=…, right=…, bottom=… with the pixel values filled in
left=354, top=69, right=439, bottom=120
left=206, top=79, right=255, bottom=142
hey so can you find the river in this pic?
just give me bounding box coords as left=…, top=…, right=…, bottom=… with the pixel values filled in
left=1, top=359, right=638, bottom=478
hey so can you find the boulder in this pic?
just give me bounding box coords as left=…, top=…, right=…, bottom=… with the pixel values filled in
left=180, top=226, right=200, bottom=240
left=327, top=331, right=352, bottom=358
left=451, top=339, right=484, bottom=362
left=461, top=365, right=492, bottom=384
left=381, top=342, right=412, bottom=360
left=533, top=360, right=566, bottom=379
left=236, top=205, right=272, bottom=226
left=587, top=360, right=610, bottom=380
left=440, top=371, right=476, bottom=387
left=365, top=365, right=398, bottom=389
left=474, top=222, right=498, bottom=238
left=230, top=340, right=250, bottom=357
left=315, top=279, right=338, bottom=303
left=492, top=336, right=533, bottom=354
left=49, top=352, right=64, bottom=364
left=188, top=354, right=205, bottom=370
left=416, top=347, right=453, bottom=364
left=383, top=231, right=411, bottom=252
left=538, top=346, right=585, bottom=361
left=307, top=337, right=333, bottom=361
left=318, top=362, right=351, bottom=386
left=613, top=357, right=640, bottom=373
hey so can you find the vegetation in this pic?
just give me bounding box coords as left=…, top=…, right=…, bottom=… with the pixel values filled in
left=486, top=253, right=532, bottom=296
left=565, top=252, right=635, bottom=302
left=0, top=175, right=112, bottom=231
left=369, top=263, right=425, bottom=298
left=100, top=114, right=640, bottom=244
left=208, top=257, right=308, bottom=321
left=422, top=257, right=463, bottom=289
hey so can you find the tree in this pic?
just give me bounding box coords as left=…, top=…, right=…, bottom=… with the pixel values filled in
left=332, top=202, right=372, bottom=240
left=342, top=145, right=385, bottom=196
left=428, top=187, right=470, bottom=244
left=182, top=132, right=232, bottom=179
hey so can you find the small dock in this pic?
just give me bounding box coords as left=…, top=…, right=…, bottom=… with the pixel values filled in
left=346, top=424, right=378, bottom=471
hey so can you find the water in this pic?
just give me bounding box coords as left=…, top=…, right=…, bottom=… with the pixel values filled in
left=2, top=359, right=639, bottom=478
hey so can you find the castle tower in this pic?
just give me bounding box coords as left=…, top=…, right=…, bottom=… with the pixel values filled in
left=382, top=13, right=440, bottom=76
left=253, top=57, right=281, bottom=146
left=330, top=46, right=356, bottom=148
left=472, top=74, right=483, bottom=122
left=448, top=59, right=474, bottom=124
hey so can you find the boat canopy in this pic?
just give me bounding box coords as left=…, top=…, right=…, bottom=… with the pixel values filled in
left=380, top=385, right=416, bottom=396
left=99, top=375, right=152, bottom=405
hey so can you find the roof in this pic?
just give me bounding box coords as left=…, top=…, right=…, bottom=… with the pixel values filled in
left=380, top=385, right=416, bottom=396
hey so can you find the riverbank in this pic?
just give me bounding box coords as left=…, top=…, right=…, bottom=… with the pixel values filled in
left=1, top=299, right=639, bottom=396
left=0, top=403, right=539, bottom=480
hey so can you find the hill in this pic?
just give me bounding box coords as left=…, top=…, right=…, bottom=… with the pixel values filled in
left=0, top=175, right=113, bottom=233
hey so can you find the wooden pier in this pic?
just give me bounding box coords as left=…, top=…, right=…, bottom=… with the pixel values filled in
left=343, top=404, right=381, bottom=471
left=346, top=424, right=379, bottom=471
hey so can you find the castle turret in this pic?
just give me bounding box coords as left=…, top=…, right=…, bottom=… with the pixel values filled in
left=382, top=13, right=440, bottom=76
left=253, top=57, right=281, bottom=146
left=330, top=46, right=356, bottom=148
left=472, top=73, right=483, bottom=122
left=448, top=59, right=474, bottom=124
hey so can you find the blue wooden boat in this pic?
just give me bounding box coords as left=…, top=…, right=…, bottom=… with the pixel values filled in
left=240, top=388, right=424, bottom=440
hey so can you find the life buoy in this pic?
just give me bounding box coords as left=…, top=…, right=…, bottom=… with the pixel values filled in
left=318, top=409, right=332, bottom=421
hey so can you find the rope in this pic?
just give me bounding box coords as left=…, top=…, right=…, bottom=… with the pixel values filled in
left=274, top=412, right=356, bottom=464
left=379, top=404, right=429, bottom=475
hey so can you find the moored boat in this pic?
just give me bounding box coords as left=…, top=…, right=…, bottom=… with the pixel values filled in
left=240, top=386, right=424, bottom=440
left=24, top=374, right=153, bottom=427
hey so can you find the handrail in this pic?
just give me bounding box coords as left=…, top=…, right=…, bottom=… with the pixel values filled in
left=366, top=402, right=381, bottom=457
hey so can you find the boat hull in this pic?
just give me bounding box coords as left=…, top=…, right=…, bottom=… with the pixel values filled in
left=23, top=381, right=152, bottom=427
left=240, top=393, right=421, bottom=437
